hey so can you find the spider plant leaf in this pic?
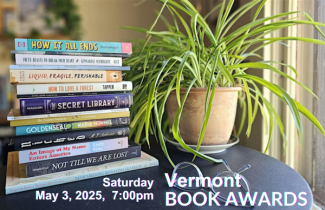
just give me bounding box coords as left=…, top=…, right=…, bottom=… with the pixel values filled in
left=203, top=2, right=222, bottom=20
left=242, top=80, right=253, bottom=136
left=229, top=62, right=317, bottom=98
left=276, top=85, right=303, bottom=144
left=217, top=60, right=235, bottom=86
left=237, top=96, right=247, bottom=137
left=302, top=12, right=325, bottom=39
left=172, top=78, right=223, bottom=163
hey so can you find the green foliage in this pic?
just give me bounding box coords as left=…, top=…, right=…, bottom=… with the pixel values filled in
left=47, top=0, right=82, bottom=39
left=123, top=0, right=325, bottom=167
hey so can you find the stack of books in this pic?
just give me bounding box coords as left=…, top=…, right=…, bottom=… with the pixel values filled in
left=5, top=39, right=158, bottom=194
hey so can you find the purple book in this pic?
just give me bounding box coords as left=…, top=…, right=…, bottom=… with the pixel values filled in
left=20, top=93, right=133, bottom=115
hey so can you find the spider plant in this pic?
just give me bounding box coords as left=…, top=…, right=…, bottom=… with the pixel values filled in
left=123, top=0, right=325, bottom=167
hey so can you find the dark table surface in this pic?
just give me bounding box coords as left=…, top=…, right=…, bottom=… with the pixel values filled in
left=0, top=137, right=313, bottom=210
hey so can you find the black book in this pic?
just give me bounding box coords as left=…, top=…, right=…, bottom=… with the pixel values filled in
left=12, top=126, right=129, bottom=151
left=25, top=141, right=141, bottom=177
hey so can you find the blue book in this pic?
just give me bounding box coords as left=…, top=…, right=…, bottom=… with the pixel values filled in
left=10, top=65, right=130, bottom=70
left=15, top=38, right=132, bottom=54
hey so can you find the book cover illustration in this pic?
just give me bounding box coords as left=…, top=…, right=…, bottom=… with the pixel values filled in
left=16, top=82, right=132, bottom=95
left=20, top=94, right=133, bottom=115
left=6, top=150, right=158, bottom=194
left=15, top=39, right=132, bottom=54
left=26, top=142, right=140, bottom=177
left=14, top=126, right=129, bottom=150
left=10, top=70, right=122, bottom=84
left=19, top=137, right=128, bottom=163
left=15, top=117, right=130, bottom=136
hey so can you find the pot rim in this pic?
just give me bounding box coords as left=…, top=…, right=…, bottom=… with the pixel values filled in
left=177, top=87, right=242, bottom=93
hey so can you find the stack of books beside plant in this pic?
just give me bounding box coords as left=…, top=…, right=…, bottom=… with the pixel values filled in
left=5, top=39, right=158, bottom=195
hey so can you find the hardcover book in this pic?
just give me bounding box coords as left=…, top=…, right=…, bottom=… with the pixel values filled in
left=15, top=117, right=130, bottom=136
left=15, top=38, right=132, bottom=54
left=20, top=94, right=133, bottom=115
left=11, top=51, right=131, bottom=58
left=10, top=65, right=130, bottom=70
left=25, top=141, right=140, bottom=177
left=16, top=82, right=132, bottom=97
left=19, top=137, right=128, bottom=164
left=6, top=151, right=158, bottom=194
left=13, top=126, right=129, bottom=151
left=10, top=70, right=122, bottom=84
left=9, top=110, right=130, bottom=127
left=15, top=54, right=122, bottom=66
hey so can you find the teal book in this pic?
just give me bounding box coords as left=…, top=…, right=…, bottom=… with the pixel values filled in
left=6, top=151, right=158, bottom=194
left=15, top=39, right=132, bottom=54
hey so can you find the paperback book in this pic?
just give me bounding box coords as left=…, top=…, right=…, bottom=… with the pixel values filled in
left=15, top=38, right=132, bottom=54
left=15, top=117, right=130, bottom=136
left=16, top=82, right=132, bottom=98
left=9, top=110, right=130, bottom=127
left=13, top=126, right=129, bottom=151
left=25, top=141, right=141, bottom=177
left=11, top=51, right=131, bottom=58
left=15, top=54, right=122, bottom=66
left=10, top=70, right=122, bottom=84
left=20, top=94, right=133, bottom=115
left=6, top=151, right=158, bottom=194
left=10, top=65, right=130, bottom=70
left=8, top=108, right=129, bottom=121
left=19, top=137, right=128, bottom=163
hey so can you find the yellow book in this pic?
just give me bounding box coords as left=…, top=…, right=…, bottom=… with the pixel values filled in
left=10, top=111, right=129, bottom=126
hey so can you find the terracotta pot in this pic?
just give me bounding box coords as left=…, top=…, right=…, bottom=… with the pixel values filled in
left=166, top=87, right=241, bottom=145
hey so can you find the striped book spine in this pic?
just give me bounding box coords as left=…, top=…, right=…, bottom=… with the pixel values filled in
left=14, top=127, right=129, bottom=151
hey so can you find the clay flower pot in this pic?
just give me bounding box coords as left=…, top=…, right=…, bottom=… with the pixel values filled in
left=166, top=87, right=241, bottom=145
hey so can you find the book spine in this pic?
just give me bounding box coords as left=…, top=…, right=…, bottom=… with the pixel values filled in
left=17, top=91, right=130, bottom=98
left=20, top=93, right=133, bottom=115
left=16, top=82, right=132, bottom=95
left=15, top=54, right=122, bottom=66
left=8, top=108, right=129, bottom=121
left=15, top=117, right=130, bottom=136
left=15, top=38, right=132, bottom=53
left=10, top=65, right=130, bottom=70
left=26, top=144, right=141, bottom=177
left=11, top=51, right=131, bottom=58
left=19, top=137, right=128, bottom=164
left=6, top=155, right=157, bottom=194
left=10, top=111, right=129, bottom=127
left=14, top=126, right=129, bottom=151
left=10, top=70, right=122, bottom=84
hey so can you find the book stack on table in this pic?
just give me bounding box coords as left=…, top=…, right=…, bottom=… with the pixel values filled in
left=5, top=39, right=158, bottom=194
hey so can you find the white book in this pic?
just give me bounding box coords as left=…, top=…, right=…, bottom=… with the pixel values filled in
left=7, top=108, right=129, bottom=121
left=15, top=54, right=122, bottom=66
left=17, top=82, right=132, bottom=95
